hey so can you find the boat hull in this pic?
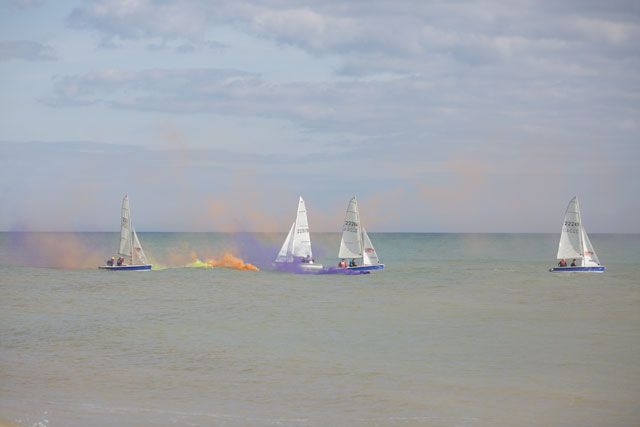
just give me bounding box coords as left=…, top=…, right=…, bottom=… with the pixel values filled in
left=99, top=264, right=152, bottom=271
left=346, top=264, right=384, bottom=272
left=272, top=262, right=324, bottom=273
left=549, top=266, right=605, bottom=272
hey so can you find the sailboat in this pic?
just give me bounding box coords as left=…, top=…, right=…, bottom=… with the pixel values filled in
left=337, top=197, right=384, bottom=272
left=273, top=196, right=323, bottom=272
left=99, top=195, right=152, bottom=271
left=549, top=196, right=604, bottom=272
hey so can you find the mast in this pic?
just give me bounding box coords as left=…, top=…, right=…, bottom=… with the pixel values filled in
left=575, top=196, right=584, bottom=260
left=130, top=200, right=134, bottom=265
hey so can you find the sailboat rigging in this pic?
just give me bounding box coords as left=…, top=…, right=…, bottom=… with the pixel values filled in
left=549, top=196, right=604, bottom=272
left=99, top=195, right=152, bottom=271
left=337, top=197, right=384, bottom=272
left=273, top=196, right=323, bottom=272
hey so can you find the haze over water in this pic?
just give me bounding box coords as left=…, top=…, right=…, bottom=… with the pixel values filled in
left=1, top=232, right=639, bottom=426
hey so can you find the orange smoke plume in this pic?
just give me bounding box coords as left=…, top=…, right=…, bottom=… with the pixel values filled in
left=12, top=232, right=104, bottom=269
left=205, top=252, right=259, bottom=271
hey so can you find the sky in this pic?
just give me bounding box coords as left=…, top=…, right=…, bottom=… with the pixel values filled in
left=1, top=0, right=639, bottom=233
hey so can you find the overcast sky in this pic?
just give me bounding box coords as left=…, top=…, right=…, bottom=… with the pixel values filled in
left=1, top=0, right=638, bottom=232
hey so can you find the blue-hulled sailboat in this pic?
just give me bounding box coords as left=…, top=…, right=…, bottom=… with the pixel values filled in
left=549, top=196, right=604, bottom=273
left=337, top=197, right=384, bottom=273
left=99, top=195, right=152, bottom=271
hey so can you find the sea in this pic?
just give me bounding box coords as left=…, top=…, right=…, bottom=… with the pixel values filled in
left=1, top=232, right=639, bottom=427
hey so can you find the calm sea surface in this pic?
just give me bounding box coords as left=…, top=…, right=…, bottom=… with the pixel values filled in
left=1, top=232, right=639, bottom=426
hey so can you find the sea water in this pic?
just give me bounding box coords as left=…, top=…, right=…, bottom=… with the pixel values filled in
left=1, top=233, right=639, bottom=426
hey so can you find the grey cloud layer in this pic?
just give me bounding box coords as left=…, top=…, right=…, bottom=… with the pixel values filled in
left=0, top=40, right=56, bottom=61
left=66, top=0, right=640, bottom=74
left=48, top=64, right=638, bottom=149
left=59, top=0, right=640, bottom=140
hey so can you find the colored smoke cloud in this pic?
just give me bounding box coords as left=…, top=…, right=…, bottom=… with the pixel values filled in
left=205, top=253, right=259, bottom=271
left=8, top=232, right=106, bottom=269
left=156, top=244, right=259, bottom=271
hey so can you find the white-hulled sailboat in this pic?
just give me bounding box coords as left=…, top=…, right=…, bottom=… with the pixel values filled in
left=337, top=197, right=384, bottom=272
left=99, top=195, right=152, bottom=271
left=273, top=196, right=323, bottom=272
left=549, top=196, right=604, bottom=273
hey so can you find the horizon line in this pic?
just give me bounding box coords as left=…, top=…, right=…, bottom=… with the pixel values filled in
left=1, top=230, right=635, bottom=235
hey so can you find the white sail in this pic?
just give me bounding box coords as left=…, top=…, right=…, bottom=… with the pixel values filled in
left=118, top=195, right=133, bottom=263
left=131, top=225, right=148, bottom=265
left=292, top=197, right=313, bottom=259
left=581, top=226, right=600, bottom=267
left=556, top=196, right=583, bottom=260
left=361, top=227, right=380, bottom=266
left=338, top=197, right=363, bottom=259
left=275, top=222, right=295, bottom=263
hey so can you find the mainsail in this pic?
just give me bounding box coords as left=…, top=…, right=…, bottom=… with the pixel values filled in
left=338, top=197, right=363, bottom=259
left=556, top=196, right=583, bottom=260
left=118, top=195, right=133, bottom=264
left=292, top=197, right=313, bottom=259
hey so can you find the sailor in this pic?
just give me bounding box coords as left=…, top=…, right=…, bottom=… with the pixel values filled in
left=107, top=257, right=114, bottom=266
left=338, top=259, right=347, bottom=268
left=306, top=254, right=312, bottom=264
left=558, top=259, right=567, bottom=267
left=349, top=258, right=357, bottom=267
left=117, top=257, right=124, bottom=266
left=571, top=259, right=577, bottom=267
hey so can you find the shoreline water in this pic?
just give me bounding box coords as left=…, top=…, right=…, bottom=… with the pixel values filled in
left=1, top=233, right=639, bottom=426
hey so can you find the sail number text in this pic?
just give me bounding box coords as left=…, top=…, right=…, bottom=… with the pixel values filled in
left=343, top=220, right=359, bottom=232
left=563, top=221, right=580, bottom=234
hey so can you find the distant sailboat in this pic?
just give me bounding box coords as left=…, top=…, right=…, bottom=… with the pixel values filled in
left=549, top=196, right=604, bottom=272
left=273, top=196, right=323, bottom=272
left=337, top=197, right=384, bottom=272
left=99, top=195, right=152, bottom=271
